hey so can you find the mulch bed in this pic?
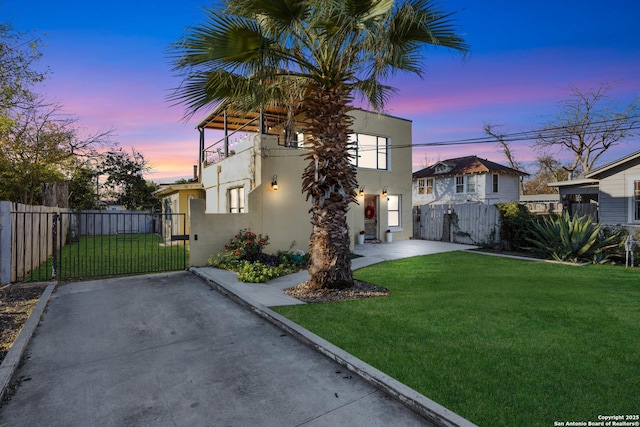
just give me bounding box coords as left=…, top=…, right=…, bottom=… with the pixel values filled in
left=0, top=284, right=47, bottom=365
left=284, top=279, right=390, bottom=303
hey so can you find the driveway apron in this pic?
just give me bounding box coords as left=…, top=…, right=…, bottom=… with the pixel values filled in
left=0, top=271, right=431, bottom=426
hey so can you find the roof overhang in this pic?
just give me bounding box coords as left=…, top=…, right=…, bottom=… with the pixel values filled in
left=547, top=178, right=599, bottom=188
left=585, top=149, right=640, bottom=178
left=153, top=182, right=204, bottom=197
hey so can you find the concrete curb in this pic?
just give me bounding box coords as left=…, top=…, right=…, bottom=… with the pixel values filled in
left=0, top=283, right=56, bottom=403
left=470, top=250, right=591, bottom=266
left=190, top=267, right=477, bottom=427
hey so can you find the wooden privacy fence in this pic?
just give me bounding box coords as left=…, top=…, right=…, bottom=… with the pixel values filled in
left=0, top=201, right=70, bottom=284
left=413, top=203, right=501, bottom=245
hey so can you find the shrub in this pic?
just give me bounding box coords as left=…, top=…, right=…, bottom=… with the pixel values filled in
left=208, top=250, right=242, bottom=271
left=224, top=228, right=269, bottom=261
left=525, top=212, right=621, bottom=263
left=601, top=225, right=640, bottom=265
left=496, top=202, right=536, bottom=251
left=237, top=261, right=284, bottom=283
left=208, top=230, right=307, bottom=283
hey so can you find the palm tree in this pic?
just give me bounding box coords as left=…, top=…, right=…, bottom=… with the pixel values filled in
left=170, top=0, right=468, bottom=290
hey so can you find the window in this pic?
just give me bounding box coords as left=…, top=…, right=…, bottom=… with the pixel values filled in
left=228, top=187, right=245, bottom=213
left=426, top=178, right=433, bottom=194
left=635, top=181, right=640, bottom=221
left=387, top=195, right=400, bottom=227
left=418, top=179, right=425, bottom=194
left=466, top=175, right=477, bottom=193
left=348, top=133, right=388, bottom=170
left=455, top=176, right=464, bottom=193
left=492, top=174, right=499, bottom=193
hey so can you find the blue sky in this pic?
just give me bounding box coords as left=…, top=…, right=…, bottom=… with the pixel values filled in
left=3, top=0, right=639, bottom=181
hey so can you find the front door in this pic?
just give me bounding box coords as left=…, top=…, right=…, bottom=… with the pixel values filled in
left=364, top=195, right=378, bottom=240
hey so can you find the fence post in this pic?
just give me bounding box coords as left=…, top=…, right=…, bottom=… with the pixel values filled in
left=52, top=212, right=58, bottom=280
left=0, top=201, right=11, bottom=284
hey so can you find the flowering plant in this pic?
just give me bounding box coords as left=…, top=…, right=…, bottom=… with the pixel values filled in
left=223, top=228, right=270, bottom=261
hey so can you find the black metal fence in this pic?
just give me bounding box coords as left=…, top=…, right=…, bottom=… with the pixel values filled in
left=5, top=210, right=188, bottom=283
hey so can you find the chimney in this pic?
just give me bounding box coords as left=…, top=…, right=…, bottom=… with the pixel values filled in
left=193, top=164, right=198, bottom=182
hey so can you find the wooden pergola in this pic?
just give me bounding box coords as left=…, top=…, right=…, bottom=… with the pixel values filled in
left=196, top=103, right=305, bottom=163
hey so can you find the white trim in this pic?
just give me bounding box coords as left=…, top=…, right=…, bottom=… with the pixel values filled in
left=627, top=176, right=640, bottom=224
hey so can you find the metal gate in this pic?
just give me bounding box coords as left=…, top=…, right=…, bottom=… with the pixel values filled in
left=5, top=210, right=188, bottom=283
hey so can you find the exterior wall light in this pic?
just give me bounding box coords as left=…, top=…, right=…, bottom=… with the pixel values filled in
left=271, top=175, right=278, bottom=190
left=382, top=186, right=388, bottom=197
left=358, top=186, right=365, bottom=197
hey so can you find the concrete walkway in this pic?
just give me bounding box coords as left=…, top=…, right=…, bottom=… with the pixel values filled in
left=0, top=240, right=478, bottom=427
left=192, top=239, right=478, bottom=308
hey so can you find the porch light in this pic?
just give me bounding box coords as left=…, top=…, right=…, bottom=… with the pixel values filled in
left=271, top=175, right=278, bottom=190
left=382, top=186, right=388, bottom=197
left=358, top=186, right=365, bottom=197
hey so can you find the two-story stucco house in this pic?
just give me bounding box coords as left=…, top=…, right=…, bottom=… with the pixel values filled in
left=412, top=155, right=527, bottom=207
left=548, top=149, right=640, bottom=226
left=187, top=105, right=414, bottom=266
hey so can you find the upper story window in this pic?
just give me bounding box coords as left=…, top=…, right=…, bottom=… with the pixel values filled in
left=426, top=178, right=433, bottom=194
left=418, top=178, right=434, bottom=195
left=455, top=175, right=477, bottom=193
left=349, top=133, right=388, bottom=170
left=492, top=174, right=499, bottom=193
left=435, top=163, right=451, bottom=174
left=466, top=175, right=477, bottom=193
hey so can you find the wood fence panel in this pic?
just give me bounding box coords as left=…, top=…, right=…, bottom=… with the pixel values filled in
left=415, top=203, right=501, bottom=245
left=6, top=203, right=69, bottom=282
left=417, top=205, right=447, bottom=241
left=450, top=204, right=501, bottom=245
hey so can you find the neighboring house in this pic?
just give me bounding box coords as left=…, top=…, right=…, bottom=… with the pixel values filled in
left=412, top=155, right=527, bottom=207
left=188, top=106, right=414, bottom=266
left=548, top=149, right=640, bottom=226
left=154, top=181, right=205, bottom=239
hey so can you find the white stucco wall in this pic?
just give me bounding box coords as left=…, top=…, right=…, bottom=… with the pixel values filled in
left=190, top=110, right=415, bottom=266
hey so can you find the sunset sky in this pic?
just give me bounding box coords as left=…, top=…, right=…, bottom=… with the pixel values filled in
left=3, top=0, right=639, bottom=182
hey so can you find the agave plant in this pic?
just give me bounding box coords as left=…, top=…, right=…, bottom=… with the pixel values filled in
left=526, top=212, right=621, bottom=263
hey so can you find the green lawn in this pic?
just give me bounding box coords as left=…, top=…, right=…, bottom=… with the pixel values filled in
left=273, top=251, right=640, bottom=426
left=27, top=233, right=188, bottom=281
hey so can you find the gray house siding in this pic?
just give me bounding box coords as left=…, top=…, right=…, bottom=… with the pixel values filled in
left=594, top=161, right=640, bottom=225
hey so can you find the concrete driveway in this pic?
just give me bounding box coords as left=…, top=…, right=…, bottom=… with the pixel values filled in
left=0, top=272, right=436, bottom=427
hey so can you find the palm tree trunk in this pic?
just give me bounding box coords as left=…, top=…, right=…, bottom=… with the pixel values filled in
left=302, top=85, right=358, bottom=290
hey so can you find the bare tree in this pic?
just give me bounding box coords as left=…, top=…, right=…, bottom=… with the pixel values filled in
left=0, top=95, right=115, bottom=204
left=522, top=154, right=569, bottom=195
left=484, top=123, right=525, bottom=194
left=535, top=83, right=640, bottom=179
